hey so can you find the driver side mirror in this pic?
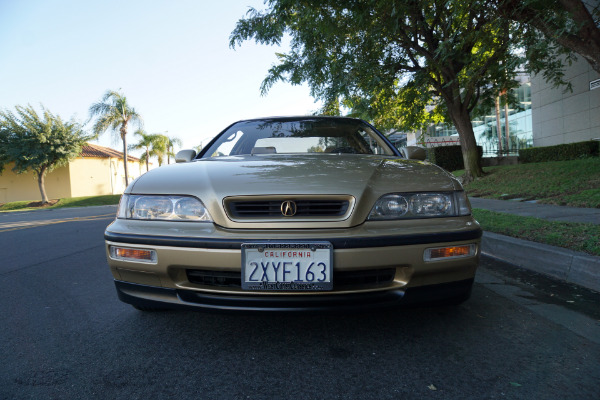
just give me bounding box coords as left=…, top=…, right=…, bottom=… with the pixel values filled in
left=175, top=149, right=197, bottom=163
left=400, top=146, right=427, bottom=161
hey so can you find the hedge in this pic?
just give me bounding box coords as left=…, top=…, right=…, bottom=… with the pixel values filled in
left=426, top=145, right=483, bottom=172
left=519, top=141, right=599, bottom=163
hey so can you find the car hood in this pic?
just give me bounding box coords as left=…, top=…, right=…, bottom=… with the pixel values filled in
left=129, top=154, right=461, bottom=228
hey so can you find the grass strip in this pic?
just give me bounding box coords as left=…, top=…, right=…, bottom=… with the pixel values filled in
left=0, top=194, right=121, bottom=212
left=473, top=208, right=600, bottom=256
left=456, top=157, right=600, bottom=208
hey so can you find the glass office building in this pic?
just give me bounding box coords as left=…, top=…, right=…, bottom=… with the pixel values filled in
left=424, top=78, right=533, bottom=157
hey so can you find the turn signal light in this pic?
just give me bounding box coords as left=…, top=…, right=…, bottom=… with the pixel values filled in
left=110, top=246, right=157, bottom=263
left=424, top=244, right=476, bottom=261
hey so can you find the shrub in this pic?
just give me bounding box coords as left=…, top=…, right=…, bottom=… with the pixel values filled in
left=426, top=145, right=483, bottom=172
left=519, top=141, right=599, bottom=163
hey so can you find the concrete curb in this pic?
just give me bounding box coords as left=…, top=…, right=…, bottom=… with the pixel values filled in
left=481, top=231, right=600, bottom=293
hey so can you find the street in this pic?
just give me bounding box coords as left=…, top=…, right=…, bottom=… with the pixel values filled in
left=1, top=206, right=599, bottom=400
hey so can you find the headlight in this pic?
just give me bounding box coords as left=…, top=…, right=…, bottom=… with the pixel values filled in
left=368, top=191, right=471, bottom=220
left=117, top=194, right=212, bottom=221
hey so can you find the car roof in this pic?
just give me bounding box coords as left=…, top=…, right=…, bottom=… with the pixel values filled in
left=233, top=115, right=367, bottom=124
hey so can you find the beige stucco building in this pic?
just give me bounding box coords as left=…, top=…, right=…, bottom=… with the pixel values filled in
left=0, top=144, right=146, bottom=203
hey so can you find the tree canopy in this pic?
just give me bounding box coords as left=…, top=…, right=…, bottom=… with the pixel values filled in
left=0, top=105, right=89, bottom=203
left=89, top=90, right=143, bottom=187
left=498, top=0, right=600, bottom=76
left=231, top=0, right=524, bottom=182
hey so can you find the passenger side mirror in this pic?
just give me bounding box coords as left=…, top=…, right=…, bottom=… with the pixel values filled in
left=175, top=149, right=197, bottom=163
left=400, top=146, right=427, bottom=161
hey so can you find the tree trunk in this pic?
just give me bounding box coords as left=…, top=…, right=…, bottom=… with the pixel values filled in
left=495, top=96, right=502, bottom=153
left=146, top=148, right=149, bottom=172
left=37, top=165, right=49, bottom=204
left=448, top=104, right=484, bottom=184
left=122, top=131, right=129, bottom=187
left=504, top=98, right=510, bottom=152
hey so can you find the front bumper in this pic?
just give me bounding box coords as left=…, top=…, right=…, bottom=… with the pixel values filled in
left=115, top=278, right=474, bottom=312
left=105, top=218, right=481, bottom=311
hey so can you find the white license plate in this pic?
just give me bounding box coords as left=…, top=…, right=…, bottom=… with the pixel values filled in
left=241, top=242, right=333, bottom=291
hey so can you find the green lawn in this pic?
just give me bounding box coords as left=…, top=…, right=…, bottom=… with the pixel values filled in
left=456, top=157, right=600, bottom=208
left=0, top=195, right=121, bottom=212
left=473, top=209, right=600, bottom=256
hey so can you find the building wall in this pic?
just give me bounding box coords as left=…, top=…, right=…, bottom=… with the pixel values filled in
left=69, top=157, right=145, bottom=197
left=531, top=57, right=600, bottom=146
left=0, top=163, right=72, bottom=203
left=0, top=158, right=145, bottom=203
left=68, top=158, right=115, bottom=197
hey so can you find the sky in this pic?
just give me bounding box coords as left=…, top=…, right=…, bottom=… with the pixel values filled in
left=0, top=0, right=320, bottom=155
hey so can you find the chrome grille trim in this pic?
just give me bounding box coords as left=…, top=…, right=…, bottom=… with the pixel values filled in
left=223, top=195, right=355, bottom=221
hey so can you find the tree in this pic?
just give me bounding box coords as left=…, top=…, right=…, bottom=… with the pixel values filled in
left=150, top=134, right=169, bottom=166
left=0, top=105, right=89, bottom=203
left=231, top=0, right=522, bottom=182
left=163, top=134, right=182, bottom=164
left=130, top=130, right=166, bottom=172
left=89, top=90, right=143, bottom=187
left=498, top=0, right=600, bottom=75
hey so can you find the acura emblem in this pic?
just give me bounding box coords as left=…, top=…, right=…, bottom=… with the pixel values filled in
left=281, top=200, right=297, bottom=217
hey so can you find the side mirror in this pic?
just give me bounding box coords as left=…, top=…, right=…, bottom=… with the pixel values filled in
left=175, top=149, right=197, bottom=163
left=400, top=146, right=427, bottom=161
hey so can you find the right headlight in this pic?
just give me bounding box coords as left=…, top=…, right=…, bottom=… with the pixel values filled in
left=117, top=194, right=212, bottom=222
left=368, top=191, right=471, bottom=220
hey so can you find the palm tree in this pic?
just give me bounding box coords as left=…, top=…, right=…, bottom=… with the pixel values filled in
left=164, top=134, right=182, bottom=164
left=89, top=90, right=143, bottom=187
left=130, top=130, right=163, bottom=172
left=149, top=134, right=169, bottom=166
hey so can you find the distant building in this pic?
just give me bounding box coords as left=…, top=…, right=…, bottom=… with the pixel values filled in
left=406, top=74, right=533, bottom=157
left=404, top=57, right=599, bottom=156
left=0, top=143, right=146, bottom=203
left=531, top=57, right=600, bottom=146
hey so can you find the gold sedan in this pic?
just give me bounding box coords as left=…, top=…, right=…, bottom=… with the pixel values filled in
left=105, top=116, right=481, bottom=312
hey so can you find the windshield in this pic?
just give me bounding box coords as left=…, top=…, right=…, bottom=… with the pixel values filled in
left=201, top=118, right=395, bottom=158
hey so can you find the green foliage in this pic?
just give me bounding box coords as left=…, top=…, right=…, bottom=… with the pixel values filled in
left=231, top=0, right=526, bottom=179
left=427, top=145, right=483, bottom=172
left=519, top=141, right=599, bottom=163
left=0, top=104, right=89, bottom=176
left=463, top=158, right=600, bottom=207
left=473, top=209, right=600, bottom=256
left=499, top=0, right=600, bottom=75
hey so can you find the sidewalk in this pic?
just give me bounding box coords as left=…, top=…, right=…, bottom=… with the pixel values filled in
left=470, top=197, right=600, bottom=293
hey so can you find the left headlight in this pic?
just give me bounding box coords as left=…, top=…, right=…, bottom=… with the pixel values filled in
left=368, top=191, right=471, bottom=220
left=117, top=194, right=212, bottom=222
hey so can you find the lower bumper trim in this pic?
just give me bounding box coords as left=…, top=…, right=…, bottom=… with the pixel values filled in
left=114, top=279, right=474, bottom=313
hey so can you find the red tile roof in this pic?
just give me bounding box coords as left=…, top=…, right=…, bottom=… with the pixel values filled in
left=80, top=143, right=140, bottom=162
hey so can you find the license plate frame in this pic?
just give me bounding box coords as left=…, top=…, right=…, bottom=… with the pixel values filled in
left=241, top=242, right=333, bottom=291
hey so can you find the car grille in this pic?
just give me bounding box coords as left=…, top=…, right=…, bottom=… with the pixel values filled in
left=225, top=198, right=351, bottom=219
left=186, top=268, right=396, bottom=291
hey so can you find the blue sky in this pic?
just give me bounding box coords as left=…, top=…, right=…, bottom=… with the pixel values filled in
left=0, top=0, right=319, bottom=154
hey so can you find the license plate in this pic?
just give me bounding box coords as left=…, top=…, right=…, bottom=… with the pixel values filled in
left=241, top=242, right=333, bottom=291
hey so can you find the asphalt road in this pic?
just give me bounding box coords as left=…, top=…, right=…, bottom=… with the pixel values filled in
left=1, top=206, right=599, bottom=400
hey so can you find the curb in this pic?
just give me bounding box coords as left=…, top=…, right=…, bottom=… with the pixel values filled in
left=481, top=231, right=600, bottom=293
